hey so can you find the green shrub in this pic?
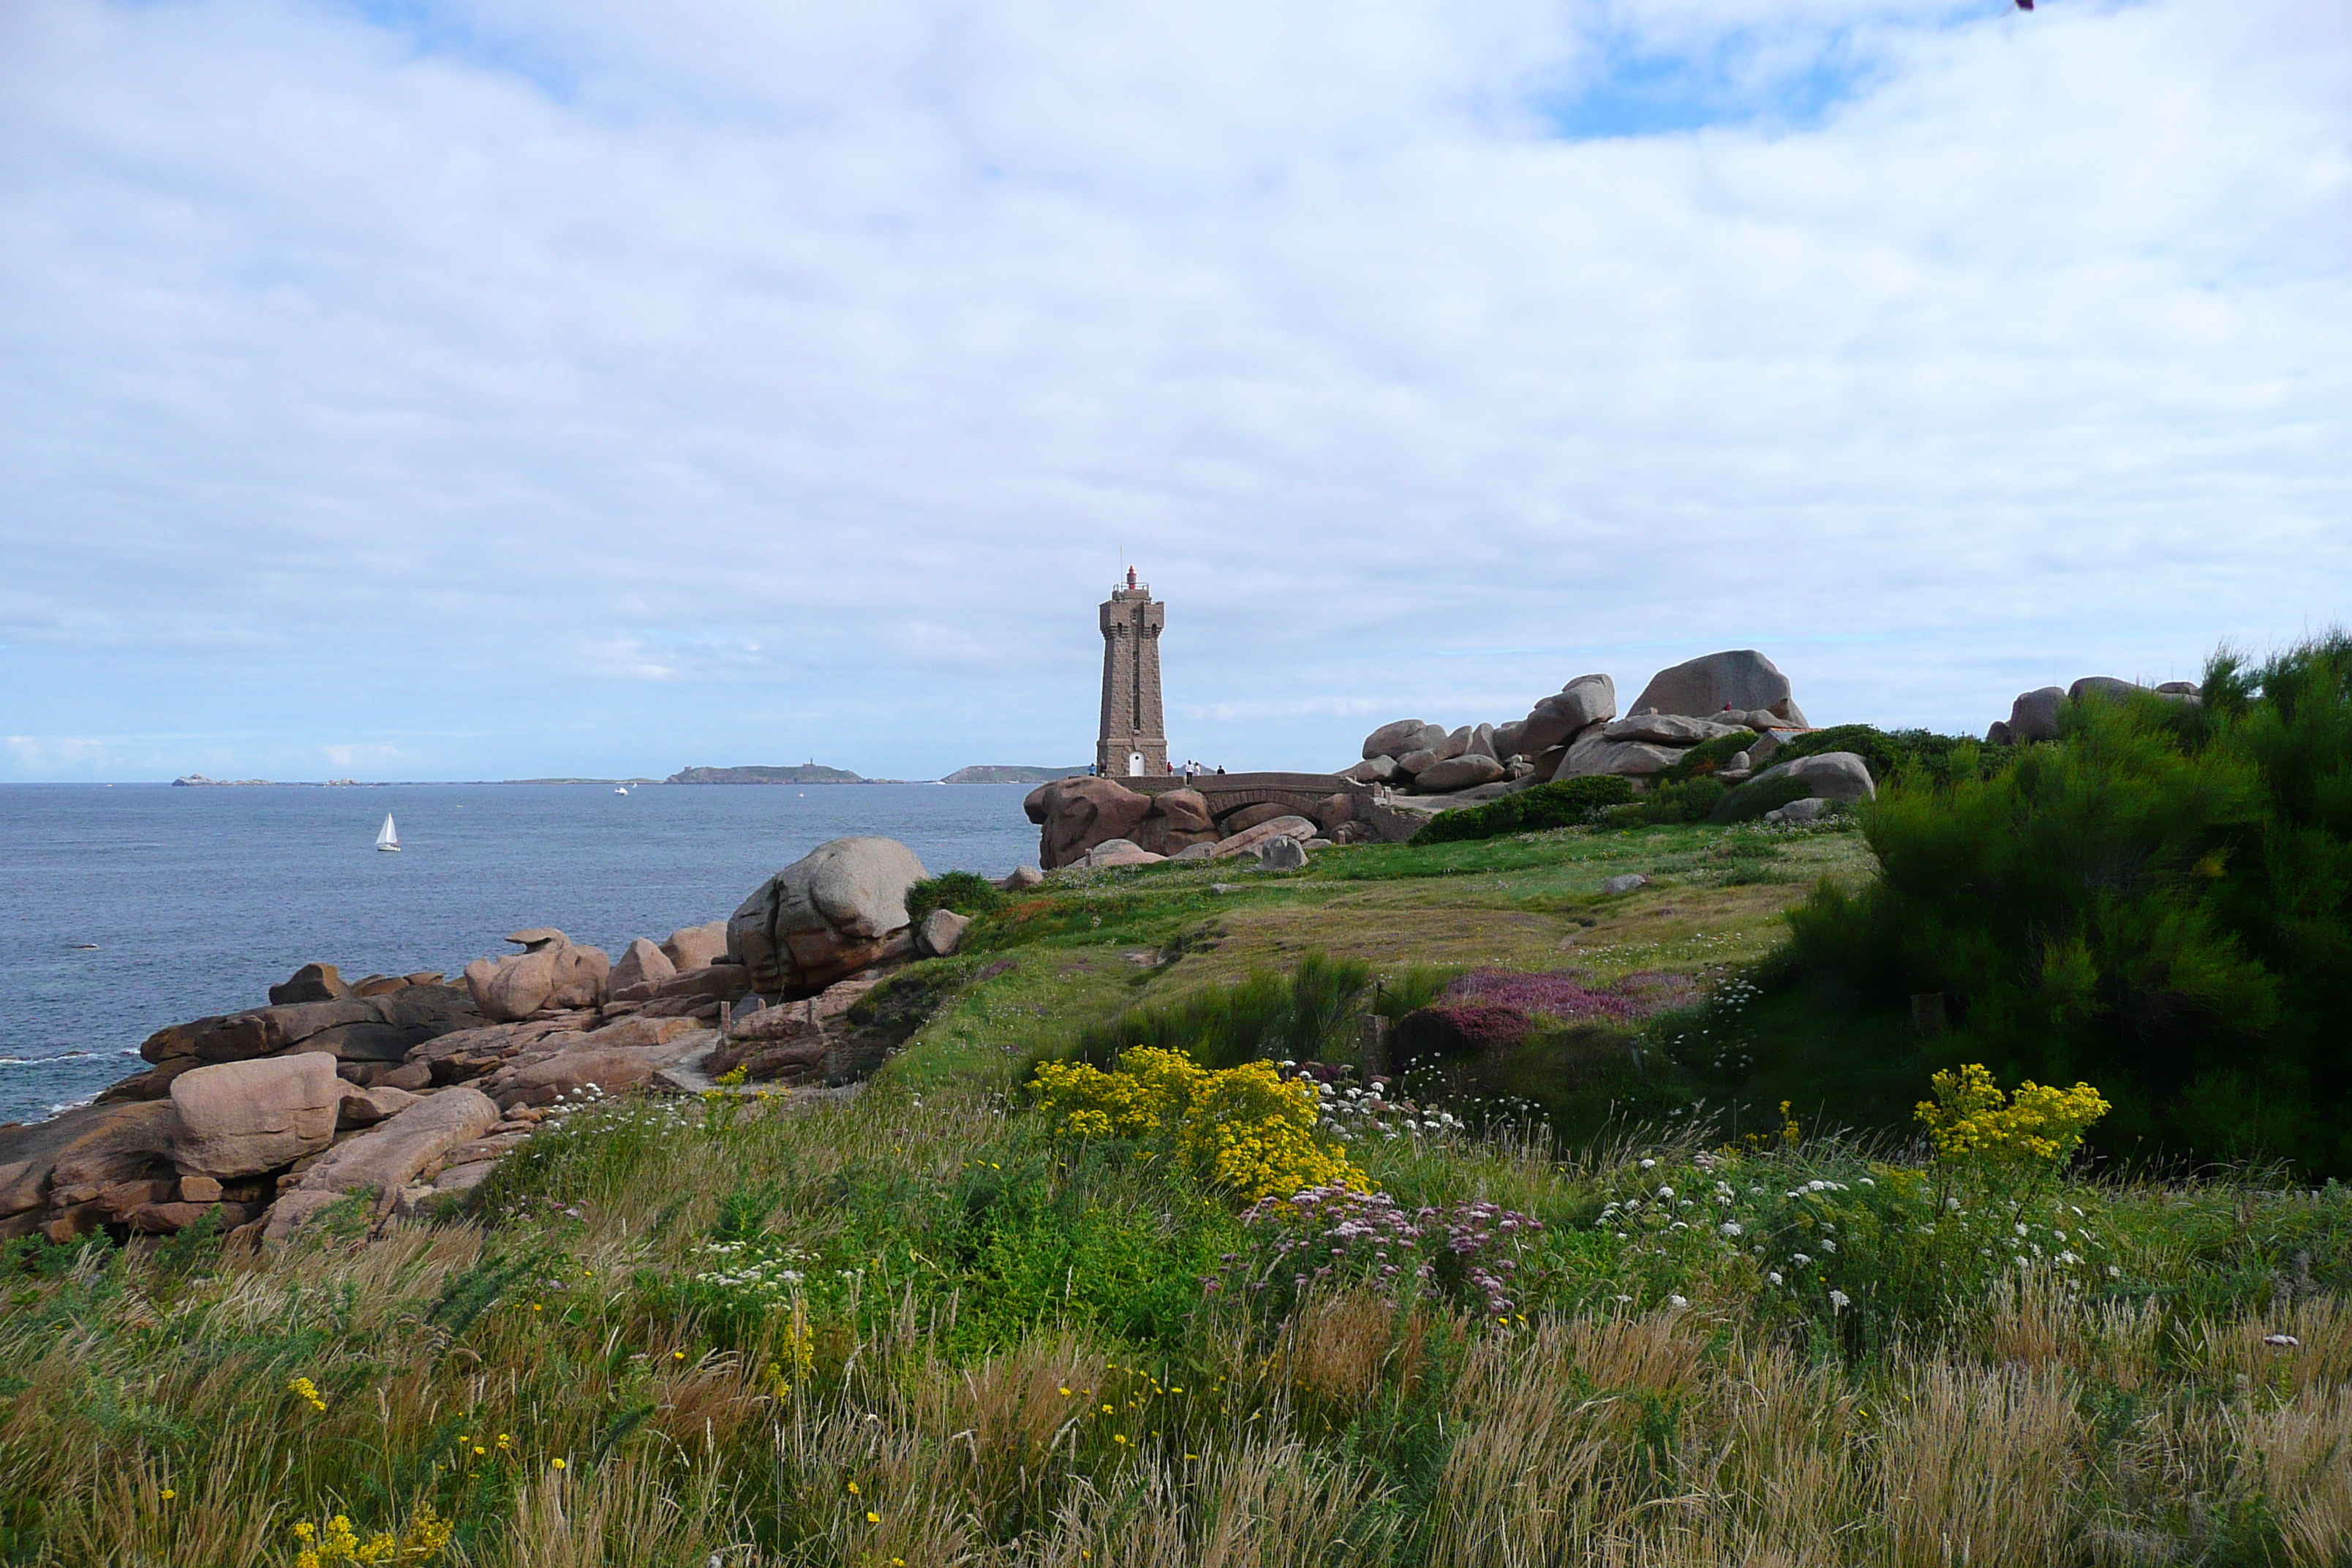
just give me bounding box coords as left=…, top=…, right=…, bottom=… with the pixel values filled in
left=1765, top=724, right=2015, bottom=788
left=1782, top=635, right=2352, bottom=1174
left=1066, top=950, right=1376, bottom=1071
left=1409, top=776, right=1635, bottom=845
left=1659, top=731, right=1757, bottom=783
left=1369, top=964, right=1461, bottom=1022
left=906, top=870, right=1006, bottom=921
left=1591, top=774, right=1730, bottom=829
left=1765, top=723, right=1910, bottom=779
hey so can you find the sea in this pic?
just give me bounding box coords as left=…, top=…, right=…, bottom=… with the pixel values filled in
left=0, top=783, right=1044, bottom=1126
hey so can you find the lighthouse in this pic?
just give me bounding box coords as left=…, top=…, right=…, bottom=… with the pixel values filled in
left=1096, top=567, right=1168, bottom=778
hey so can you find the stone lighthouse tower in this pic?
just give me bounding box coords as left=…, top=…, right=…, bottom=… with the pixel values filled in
left=1097, top=566, right=1168, bottom=778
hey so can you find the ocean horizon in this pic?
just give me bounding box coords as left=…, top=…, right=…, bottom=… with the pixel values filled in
left=0, top=782, right=1043, bottom=1125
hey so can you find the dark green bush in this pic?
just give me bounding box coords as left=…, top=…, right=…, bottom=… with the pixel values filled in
left=1591, top=774, right=1730, bottom=829
left=1066, top=950, right=1376, bottom=1070
left=1369, top=964, right=1461, bottom=1021
left=1409, top=775, right=1635, bottom=845
left=1659, top=731, right=1758, bottom=783
left=1765, top=723, right=1910, bottom=779
left=1767, top=724, right=2014, bottom=787
left=1782, top=636, right=2352, bottom=1174
left=1700, top=726, right=2012, bottom=823
left=906, top=870, right=1006, bottom=921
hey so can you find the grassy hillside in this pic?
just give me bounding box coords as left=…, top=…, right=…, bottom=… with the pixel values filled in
left=9, top=816, right=2352, bottom=1566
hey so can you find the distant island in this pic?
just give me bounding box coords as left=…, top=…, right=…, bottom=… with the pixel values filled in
left=939, top=764, right=1091, bottom=784
left=666, top=763, right=866, bottom=785
left=173, top=774, right=372, bottom=787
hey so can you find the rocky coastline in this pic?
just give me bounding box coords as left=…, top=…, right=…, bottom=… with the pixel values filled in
left=1025, top=648, right=1861, bottom=871
left=16, top=660, right=2186, bottom=1257
left=0, top=836, right=1028, bottom=1254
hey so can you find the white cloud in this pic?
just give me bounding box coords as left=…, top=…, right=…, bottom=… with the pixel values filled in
left=0, top=0, right=2345, bottom=780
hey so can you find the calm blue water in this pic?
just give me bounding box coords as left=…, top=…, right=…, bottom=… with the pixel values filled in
left=0, top=783, right=1043, bottom=1124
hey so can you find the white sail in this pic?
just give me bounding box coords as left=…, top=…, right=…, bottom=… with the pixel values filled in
left=376, top=813, right=400, bottom=851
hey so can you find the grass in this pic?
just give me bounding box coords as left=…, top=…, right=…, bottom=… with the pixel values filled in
left=11, top=1088, right=2352, bottom=1565
left=7, top=814, right=2351, bottom=1566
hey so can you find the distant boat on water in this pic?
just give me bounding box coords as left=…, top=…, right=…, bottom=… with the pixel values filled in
left=375, top=813, right=401, bottom=852
left=614, top=786, right=629, bottom=795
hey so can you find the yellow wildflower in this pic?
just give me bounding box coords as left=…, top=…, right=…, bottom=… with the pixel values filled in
left=1031, top=1049, right=1368, bottom=1202
left=1915, top=1064, right=2109, bottom=1165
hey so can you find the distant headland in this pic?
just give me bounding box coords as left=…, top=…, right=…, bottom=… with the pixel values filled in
left=665, top=762, right=1089, bottom=785
left=938, top=764, right=1091, bottom=784
left=664, top=763, right=864, bottom=785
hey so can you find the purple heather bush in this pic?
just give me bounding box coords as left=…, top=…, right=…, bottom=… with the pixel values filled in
left=1413, top=1003, right=1536, bottom=1053
left=1444, top=968, right=1693, bottom=1023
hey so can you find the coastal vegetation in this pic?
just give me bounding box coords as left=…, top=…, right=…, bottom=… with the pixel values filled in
left=8, top=639, right=2352, bottom=1565
left=1781, top=636, right=2352, bottom=1172
left=8, top=1049, right=2350, bottom=1565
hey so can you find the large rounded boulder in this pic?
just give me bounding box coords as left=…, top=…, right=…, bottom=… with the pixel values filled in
left=170, top=1052, right=343, bottom=1179
left=1630, top=651, right=1807, bottom=727
left=2008, top=686, right=2067, bottom=743
left=1749, top=750, right=1875, bottom=804
left=607, top=938, right=677, bottom=1003
left=1025, top=777, right=1153, bottom=869
left=1518, top=675, right=1618, bottom=756
left=727, top=837, right=930, bottom=995
left=461, top=930, right=610, bottom=1022
left=1362, top=720, right=1448, bottom=761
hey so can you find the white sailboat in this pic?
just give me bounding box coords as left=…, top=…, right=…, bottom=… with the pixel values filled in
left=614, top=785, right=629, bottom=795
left=375, top=813, right=401, bottom=853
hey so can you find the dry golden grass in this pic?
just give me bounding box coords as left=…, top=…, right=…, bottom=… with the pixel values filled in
left=1280, top=1290, right=1411, bottom=1420
left=7, top=1061, right=2351, bottom=1567
left=1877, top=1361, right=2081, bottom=1567
left=2230, top=1385, right=2352, bottom=1568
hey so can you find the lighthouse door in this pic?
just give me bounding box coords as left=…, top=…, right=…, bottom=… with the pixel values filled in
left=1128, top=753, right=1145, bottom=777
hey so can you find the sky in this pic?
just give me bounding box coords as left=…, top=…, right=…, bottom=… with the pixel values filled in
left=1, top=0, right=2346, bottom=783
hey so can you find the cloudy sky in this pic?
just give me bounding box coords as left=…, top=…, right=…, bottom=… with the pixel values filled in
left=1, top=0, right=2345, bottom=782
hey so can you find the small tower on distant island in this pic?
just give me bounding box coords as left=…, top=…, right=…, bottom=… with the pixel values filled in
left=1097, top=566, right=1168, bottom=777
